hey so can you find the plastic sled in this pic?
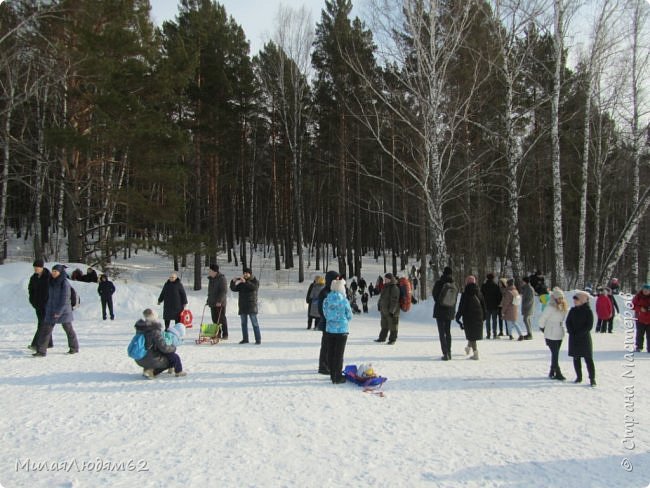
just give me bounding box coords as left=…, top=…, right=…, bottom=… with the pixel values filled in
left=343, top=365, right=387, bottom=389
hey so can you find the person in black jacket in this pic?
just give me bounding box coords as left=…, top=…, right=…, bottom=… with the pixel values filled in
left=432, top=266, right=458, bottom=360
left=566, top=291, right=596, bottom=386
left=157, top=272, right=188, bottom=331
left=230, top=267, right=261, bottom=344
left=317, top=270, right=340, bottom=374
left=480, top=273, right=501, bottom=339
left=28, top=259, right=53, bottom=350
left=134, top=308, right=186, bottom=378
left=207, top=264, right=229, bottom=339
left=98, top=274, right=116, bottom=320
left=455, top=277, right=486, bottom=360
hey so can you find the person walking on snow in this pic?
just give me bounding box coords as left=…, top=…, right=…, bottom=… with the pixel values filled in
left=455, top=276, right=486, bottom=360
left=520, top=276, right=535, bottom=339
left=33, top=264, right=79, bottom=357
left=28, top=259, right=52, bottom=351
left=595, top=286, right=613, bottom=333
left=500, top=279, right=525, bottom=340
left=432, top=266, right=458, bottom=359
left=305, top=276, right=325, bottom=330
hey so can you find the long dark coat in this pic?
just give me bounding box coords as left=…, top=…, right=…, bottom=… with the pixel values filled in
left=133, top=319, right=176, bottom=370
left=157, top=279, right=188, bottom=321
left=230, top=276, right=259, bottom=315
left=480, top=279, right=502, bottom=310
left=566, top=302, right=594, bottom=358
left=44, top=272, right=73, bottom=324
left=207, top=272, right=228, bottom=306
left=455, top=283, right=486, bottom=341
left=28, top=268, right=51, bottom=313
left=432, top=276, right=457, bottom=321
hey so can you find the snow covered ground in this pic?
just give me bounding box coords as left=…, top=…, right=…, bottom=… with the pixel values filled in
left=0, top=249, right=648, bottom=488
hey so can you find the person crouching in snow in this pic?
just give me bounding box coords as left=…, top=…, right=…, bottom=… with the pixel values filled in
left=323, top=278, right=353, bottom=384
left=134, top=309, right=186, bottom=379
left=455, top=276, right=486, bottom=360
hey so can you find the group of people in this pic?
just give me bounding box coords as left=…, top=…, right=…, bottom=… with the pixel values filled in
left=136, top=265, right=262, bottom=378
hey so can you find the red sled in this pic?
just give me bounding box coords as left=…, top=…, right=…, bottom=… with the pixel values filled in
left=179, top=309, right=193, bottom=328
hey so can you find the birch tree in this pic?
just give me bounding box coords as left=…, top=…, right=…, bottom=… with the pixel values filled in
left=343, top=0, right=488, bottom=295
left=574, top=0, right=623, bottom=288
left=271, top=5, right=314, bottom=283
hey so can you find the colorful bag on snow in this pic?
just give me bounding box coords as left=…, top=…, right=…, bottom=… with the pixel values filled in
left=343, top=364, right=387, bottom=388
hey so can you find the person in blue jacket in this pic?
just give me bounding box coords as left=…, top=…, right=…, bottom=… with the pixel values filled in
left=33, top=264, right=79, bottom=357
left=323, top=278, right=353, bottom=384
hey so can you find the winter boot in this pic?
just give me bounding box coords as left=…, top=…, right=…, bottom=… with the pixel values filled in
left=142, top=369, right=154, bottom=380
left=554, top=368, right=566, bottom=381
left=175, top=371, right=187, bottom=377
left=375, top=329, right=389, bottom=343
left=464, top=346, right=471, bottom=356
left=548, top=367, right=555, bottom=379
left=387, top=330, right=398, bottom=345
left=471, top=350, right=479, bottom=360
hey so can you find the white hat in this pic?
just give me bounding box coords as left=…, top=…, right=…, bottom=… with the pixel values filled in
left=331, top=279, right=346, bottom=293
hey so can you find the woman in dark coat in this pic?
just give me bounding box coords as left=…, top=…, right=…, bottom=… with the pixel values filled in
left=134, top=309, right=185, bottom=378
left=432, top=266, right=458, bottom=361
left=157, top=272, right=188, bottom=331
left=34, top=264, right=79, bottom=356
left=455, top=277, right=486, bottom=360
left=566, top=291, right=596, bottom=386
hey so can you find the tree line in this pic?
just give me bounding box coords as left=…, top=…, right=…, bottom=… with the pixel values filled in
left=0, top=0, right=648, bottom=295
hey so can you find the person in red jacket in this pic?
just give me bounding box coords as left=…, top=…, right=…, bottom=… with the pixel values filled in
left=595, top=287, right=613, bottom=333
left=632, top=284, right=650, bottom=352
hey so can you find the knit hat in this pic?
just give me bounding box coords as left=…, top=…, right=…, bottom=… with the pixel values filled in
left=242, top=267, right=252, bottom=274
left=143, top=308, right=158, bottom=320
left=325, top=270, right=340, bottom=287
left=331, top=279, right=346, bottom=294
left=465, top=275, right=476, bottom=285
left=32, top=259, right=45, bottom=268
left=574, top=290, right=591, bottom=304
left=551, top=287, right=564, bottom=300
left=52, top=264, right=67, bottom=273
left=209, top=264, right=219, bottom=272
left=385, top=273, right=393, bottom=280
left=642, top=283, right=650, bottom=290
left=443, top=266, right=453, bottom=276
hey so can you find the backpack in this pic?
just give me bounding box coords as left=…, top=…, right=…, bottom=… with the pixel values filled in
left=438, top=282, right=458, bottom=308
left=398, top=277, right=412, bottom=312
left=127, top=333, right=147, bottom=360
left=70, top=286, right=80, bottom=310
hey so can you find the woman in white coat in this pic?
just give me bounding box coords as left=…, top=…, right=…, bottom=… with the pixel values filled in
left=538, top=287, right=568, bottom=380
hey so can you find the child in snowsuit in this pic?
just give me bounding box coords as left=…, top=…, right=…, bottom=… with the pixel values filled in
left=322, top=278, right=353, bottom=384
